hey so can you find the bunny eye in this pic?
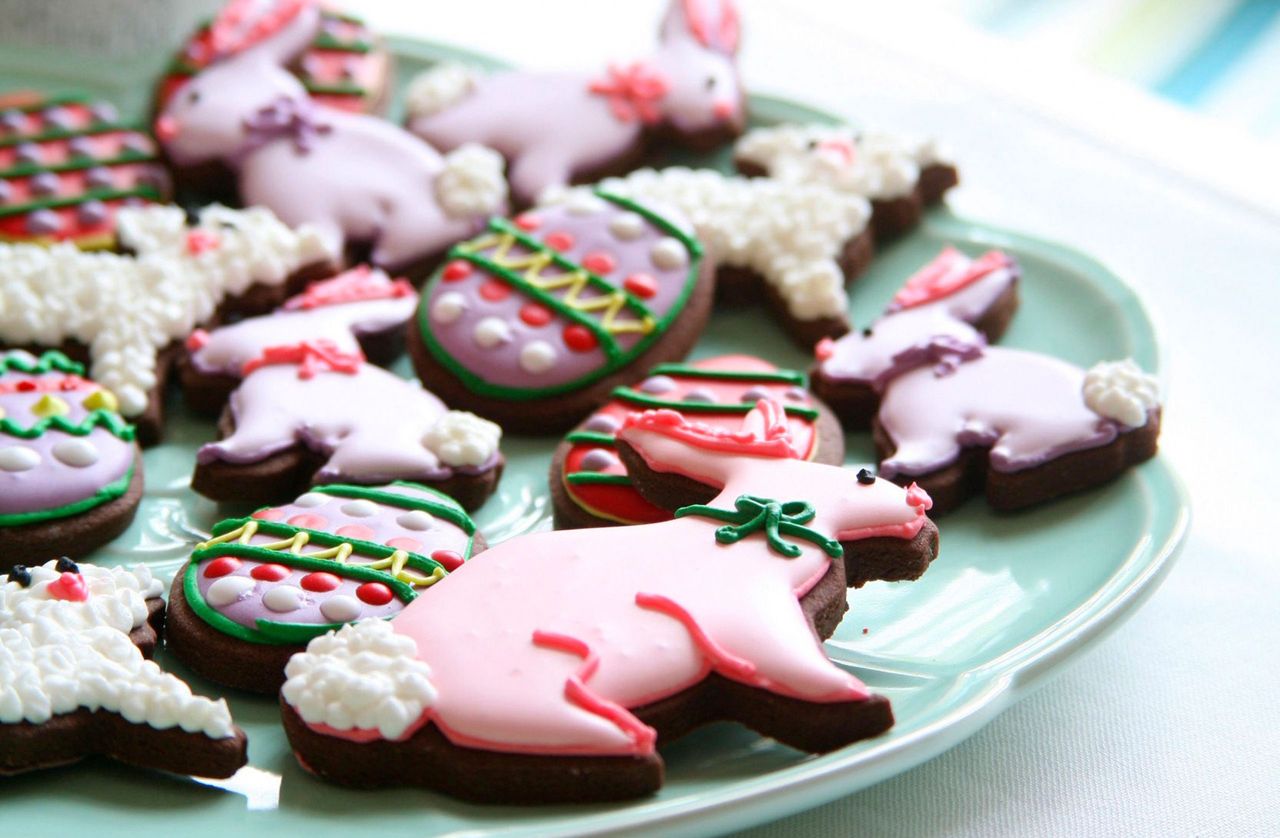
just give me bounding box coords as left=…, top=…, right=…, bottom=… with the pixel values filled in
left=187, top=89, right=201, bottom=105
left=807, top=140, right=818, bottom=150
left=704, top=75, right=716, bottom=90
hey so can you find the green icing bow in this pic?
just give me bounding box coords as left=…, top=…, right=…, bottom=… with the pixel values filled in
left=675, top=495, right=844, bottom=559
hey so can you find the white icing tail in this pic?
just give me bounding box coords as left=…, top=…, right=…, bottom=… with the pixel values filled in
left=435, top=144, right=508, bottom=219
left=405, top=62, right=479, bottom=120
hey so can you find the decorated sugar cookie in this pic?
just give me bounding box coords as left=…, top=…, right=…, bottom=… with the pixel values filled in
left=552, top=355, right=844, bottom=528
left=0, top=559, right=247, bottom=778
left=167, top=482, right=481, bottom=693
left=193, top=342, right=504, bottom=510
left=0, top=351, right=142, bottom=569
left=813, top=247, right=1160, bottom=512
left=0, top=203, right=336, bottom=442
left=546, top=166, right=873, bottom=347
left=280, top=402, right=938, bottom=803
left=734, top=123, right=959, bottom=239
left=181, top=264, right=417, bottom=413
left=0, top=91, right=169, bottom=249
left=155, top=0, right=507, bottom=277
left=408, top=191, right=714, bottom=432
left=156, top=1, right=392, bottom=116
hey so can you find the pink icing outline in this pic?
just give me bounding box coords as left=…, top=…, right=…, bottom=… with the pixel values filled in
left=282, top=265, right=414, bottom=311
left=239, top=340, right=364, bottom=379
left=620, top=400, right=799, bottom=459
left=890, top=247, right=1014, bottom=311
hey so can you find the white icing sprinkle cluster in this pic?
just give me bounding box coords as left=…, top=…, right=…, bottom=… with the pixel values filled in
left=435, top=143, right=509, bottom=220
left=405, top=62, right=478, bottom=119
left=283, top=619, right=435, bottom=740
left=734, top=123, right=952, bottom=200
left=0, top=561, right=235, bottom=738
left=422, top=410, right=503, bottom=468
left=1083, top=359, right=1160, bottom=428
left=549, top=168, right=870, bottom=320
left=0, top=205, right=332, bottom=417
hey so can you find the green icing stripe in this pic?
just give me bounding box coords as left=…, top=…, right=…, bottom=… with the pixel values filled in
left=201, top=518, right=460, bottom=575
left=0, top=122, right=148, bottom=149
left=311, top=33, right=373, bottom=53
left=612, top=388, right=820, bottom=420
left=6, top=93, right=91, bottom=113
left=0, top=186, right=162, bottom=219
left=595, top=190, right=703, bottom=256
left=647, top=363, right=807, bottom=387
left=311, top=482, right=476, bottom=535
left=0, top=350, right=84, bottom=375
left=0, top=150, right=155, bottom=180
left=1, top=409, right=135, bottom=442
left=564, top=473, right=633, bottom=487
left=192, top=542, right=421, bottom=601
left=0, top=465, right=132, bottom=527
left=564, top=430, right=617, bottom=447
left=303, top=81, right=371, bottom=97
left=253, top=618, right=352, bottom=645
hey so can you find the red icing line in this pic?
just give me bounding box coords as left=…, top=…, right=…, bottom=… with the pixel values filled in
left=621, top=401, right=800, bottom=459
left=891, top=247, right=1014, bottom=310
left=240, top=340, right=364, bottom=379
left=0, top=375, right=92, bottom=395
left=587, top=62, right=671, bottom=125
left=283, top=265, right=413, bottom=310
left=530, top=630, right=658, bottom=754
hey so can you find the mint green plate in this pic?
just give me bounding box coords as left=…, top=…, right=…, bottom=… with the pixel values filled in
left=0, top=36, right=1189, bottom=838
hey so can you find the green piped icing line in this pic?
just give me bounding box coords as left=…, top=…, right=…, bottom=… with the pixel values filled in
left=564, top=430, right=617, bottom=447
left=611, top=388, right=819, bottom=421
left=0, top=465, right=132, bottom=527
left=310, top=482, right=476, bottom=536
left=0, top=186, right=163, bottom=220
left=311, top=32, right=373, bottom=53
left=1, top=409, right=135, bottom=442
left=646, top=363, right=807, bottom=387
left=5, top=92, right=91, bottom=113
left=564, top=473, right=633, bottom=487
left=0, top=149, right=155, bottom=180
left=419, top=191, right=703, bottom=401
left=675, top=495, right=843, bottom=559
left=0, top=121, right=148, bottom=150
left=1, top=350, right=84, bottom=376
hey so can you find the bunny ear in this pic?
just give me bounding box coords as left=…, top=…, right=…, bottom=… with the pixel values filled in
left=201, top=0, right=319, bottom=65
left=620, top=399, right=799, bottom=461
left=661, top=0, right=742, bottom=56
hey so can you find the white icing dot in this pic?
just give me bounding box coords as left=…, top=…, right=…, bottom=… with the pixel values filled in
left=294, top=492, right=328, bottom=508
left=52, top=438, right=99, bottom=468
left=396, top=510, right=435, bottom=531
left=206, top=575, right=255, bottom=607
left=520, top=340, right=557, bottom=374
left=566, top=193, right=608, bottom=215
left=0, top=446, right=40, bottom=472
left=650, top=237, right=688, bottom=270
left=263, top=585, right=303, bottom=613
left=320, top=595, right=362, bottom=623
left=473, top=316, right=512, bottom=349
left=341, top=500, right=378, bottom=517
left=431, top=291, right=468, bottom=325
left=609, top=212, right=647, bottom=241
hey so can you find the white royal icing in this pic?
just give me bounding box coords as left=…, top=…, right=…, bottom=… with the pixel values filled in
left=404, top=62, right=478, bottom=120
left=282, top=619, right=436, bottom=740
left=435, top=143, right=509, bottom=220
left=1083, top=359, right=1160, bottom=428
left=0, top=561, right=235, bottom=738
left=422, top=410, right=502, bottom=468
left=0, top=205, right=332, bottom=417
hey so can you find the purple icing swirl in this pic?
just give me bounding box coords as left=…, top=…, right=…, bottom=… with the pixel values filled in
left=873, top=335, right=987, bottom=391
left=235, top=96, right=334, bottom=163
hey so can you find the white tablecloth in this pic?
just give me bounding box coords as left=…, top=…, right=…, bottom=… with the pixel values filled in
left=249, top=1, right=1280, bottom=833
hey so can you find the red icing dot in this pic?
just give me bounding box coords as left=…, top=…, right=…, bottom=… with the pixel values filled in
left=520, top=303, right=552, bottom=327
left=479, top=278, right=512, bottom=301
left=583, top=251, right=616, bottom=275
left=300, top=572, right=340, bottom=592
left=624, top=273, right=659, bottom=299
left=59, top=379, right=79, bottom=391
left=563, top=324, right=598, bottom=352
left=356, top=582, right=394, bottom=605
left=431, top=549, right=464, bottom=571
left=336, top=524, right=376, bottom=541
left=514, top=212, right=542, bottom=231
left=203, top=557, right=242, bottom=579
left=386, top=536, right=422, bottom=553
left=288, top=513, right=328, bottom=530
left=251, top=563, right=290, bottom=582
left=442, top=260, right=473, bottom=282
left=252, top=507, right=284, bottom=521
left=545, top=231, right=575, bottom=252
left=17, top=380, right=35, bottom=392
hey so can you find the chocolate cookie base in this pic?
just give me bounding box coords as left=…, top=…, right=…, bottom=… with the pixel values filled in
left=873, top=408, right=1162, bottom=514
left=810, top=279, right=1021, bottom=430
left=280, top=558, right=901, bottom=804
left=1, top=453, right=145, bottom=571
left=407, top=250, right=718, bottom=434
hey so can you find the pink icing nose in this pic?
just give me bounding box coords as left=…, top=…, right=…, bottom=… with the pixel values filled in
left=47, top=571, right=88, bottom=602
left=817, top=139, right=856, bottom=165
left=154, top=115, right=180, bottom=141
left=713, top=98, right=737, bottom=121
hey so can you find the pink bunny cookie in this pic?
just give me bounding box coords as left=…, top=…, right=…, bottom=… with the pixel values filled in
left=280, top=401, right=938, bottom=803
left=405, top=0, right=745, bottom=206
left=155, top=0, right=507, bottom=278
left=181, top=264, right=417, bottom=413
left=813, top=248, right=1161, bottom=512
left=193, top=342, right=504, bottom=511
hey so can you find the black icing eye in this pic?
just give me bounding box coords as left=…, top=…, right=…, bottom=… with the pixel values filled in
left=856, top=468, right=876, bottom=485
left=187, top=89, right=201, bottom=105
left=55, top=556, right=80, bottom=574
left=8, top=565, right=32, bottom=588
left=808, top=139, right=818, bottom=150
left=704, top=75, right=716, bottom=90
left=862, top=327, right=873, bottom=337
